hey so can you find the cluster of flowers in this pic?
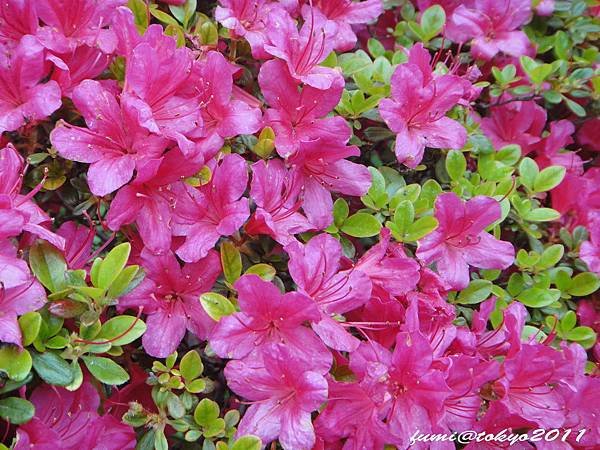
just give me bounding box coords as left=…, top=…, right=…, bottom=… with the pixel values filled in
left=0, top=0, right=599, bottom=449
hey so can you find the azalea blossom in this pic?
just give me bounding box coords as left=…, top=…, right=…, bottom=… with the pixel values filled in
left=378, top=43, right=468, bottom=168
left=119, top=248, right=221, bottom=358
left=15, top=381, right=135, bottom=450
left=225, top=345, right=328, bottom=449
left=417, top=193, right=515, bottom=290
left=446, top=0, right=534, bottom=60
left=210, top=274, right=332, bottom=371
left=51, top=80, right=168, bottom=197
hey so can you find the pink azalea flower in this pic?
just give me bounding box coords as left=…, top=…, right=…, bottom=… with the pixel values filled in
left=173, top=154, right=250, bottom=263
left=354, top=228, right=420, bottom=299
left=224, top=345, right=328, bottom=449
left=416, top=0, right=462, bottom=15
left=0, top=36, right=62, bottom=135
left=56, top=221, right=95, bottom=270
left=215, top=0, right=283, bottom=58
left=535, top=0, right=555, bottom=16
left=580, top=218, right=600, bottom=274
left=0, top=144, right=65, bottom=249
left=446, top=0, right=534, bottom=60
left=0, top=246, right=46, bottom=346
left=480, top=100, right=547, bottom=154
left=15, top=381, right=135, bottom=450
left=264, top=7, right=343, bottom=90
left=315, top=379, right=393, bottom=449
left=307, top=0, right=384, bottom=52
left=36, top=0, right=125, bottom=53
left=286, top=233, right=372, bottom=351
left=577, top=117, right=600, bottom=152
left=0, top=0, right=38, bottom=46
left=120, top=248, right=221, bottom=358
left=533, top=120, right=581, bottom=174
left=350, top=333, right=452, bottom=448
left=195, top=51, right=262, bottom=158
left=106, top=148, right=203, bottom=254
left=259, top=58, right=348, bottom=157
left=210, top=274, right=331, bottom=371
left=245, top=159, right=313, bottom=244
left=416, top=193, right=515, bottom=290
left=551, top=168, right=600, bottom=230
left=51, top=80, right=168, bottom=197
left=379, top=44, right=468, bottom=168
left=288, top=138, right=371, bottom=229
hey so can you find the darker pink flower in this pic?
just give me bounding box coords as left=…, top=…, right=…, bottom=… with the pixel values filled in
left=246, top=159, right=313, bottom=244
left=47, top=45, right=111, bottom=96
left=533, top=120, right=581, bottom=174
left=15, top=381, right=135, bottom=450
left=379, top=44, right=468, bottom=168
left=446, top=0, right=533, bottom=60
left=580, top=218, right=600, bottom=274
left=0, top=0, right=38, bottom=46
left=120, top=248, right=221, bottom=358
left=0, top=36, right=62, bottom=135
left=480, top=100, right=547, bottom=154
left=225, top=345, right=329, bottom=449
left=286, top=233, right=372, bottom=351
left=416, top=193, right=515, bottom=290
left=51, top=80, right=168, bottom=197
left=210, top=274, right=331, bottom=371
left=264, top=7, right=342, bottom=90
left=173, top=154, right=250, bottom=263
left=288, top=138, right=371, bottom=229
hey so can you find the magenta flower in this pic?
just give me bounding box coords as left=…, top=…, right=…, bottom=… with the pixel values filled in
left=308, top=0, right=383, bottom=51
left=350, top=333, right=452, bottom=448
left=534, top=120, right=581, bottom=174
left=446, top=0, right=533, bottom=60
left=246, top=159, right=312, bottom=245
left=0, top=0, right=38, bottom=45
left=379, top=44, right=468, bottom=168
left=106, top=148, right=203, bottom=254
left=0, top=248, right=46, bottom=347
left=259, top=59, right=348, bottom=157
left=173, top=154, right=250, bottom=263
left=225, top=345, right=328, bottom=449
left=288, top=138, right=371, bottom=229
left=15, top=381, right=135, bottom=450
left=416, top=193, right=515, bottom=290
left=120, top=248, right=221, bottom=358
left=264, top=7, right=342, bottom=90
left=0, top=144, right=65, bottom=249
left=56, top=221, right=94, bottom=270
left=0, top=36, right=62, bottom=135
left=51, top=80, right=168, bottom=197
left=580, top=219, right=600, bottom=274
left=36, top=0, right=124, bottom=53
left=195, top=51, right=262, bottom=158
left=210, top=274, right=331, bottom=371
left=48, top=45, right=111, bottom=97
left=480, top=100, right=547, bottom=154
left=286, top=233, right=371, bottom=351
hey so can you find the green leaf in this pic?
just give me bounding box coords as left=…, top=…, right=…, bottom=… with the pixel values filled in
left=97, top=243, right=131, bottom=290
left=194, top=398, right=220, bottom=427
left=31, top=351, right=74, bottom=386
left=96, top=315, right=147, bottom=346
left=107, top=265, right=142, bottom=298
left=517, top=287, right=561, bottom=308
left=127, top=0, right=149, bottom=33
left=445, top=150, right=466, bottom=181
left=496, top=145, right=521, bottom=166
left=221, top=241, right=242, bottom=284
left=82, top=355, right=130, bottom=385
left=518, top=157, right=539, bottom=191
left=154, top=429, right=169, bottom=450
left=244, top=264, right=276, bottom=281
left=0, top=347, right=32, bottom=382
left=560, top=310, right=577, bottom=332
left=523, top=208, right=561, bottom=222
left=341, top=213, right=382, bottom=238
left=167, top=393, right=186, bottom=419
left=186, top=378, right=206, bottom=393
left=0, top=397, right=35, bottom=425
left=404, top=216, right=438, bottom=241
left=367, top=38, right=385, bottom=58
left=568, top=272, right=600, bottom=296
left=200, top=293, right=236, bottom=321
left=566, top=326, right=596, bottom=342
left=455, top=280, right=493, bottom=305
left=18, top=312, right=42, bottom=347
left=180, top=350, right=203, bottom=381
left=562, top=95, right=586, bottom=117
left=29, top=242, right=67, bottom=292
left=536, top=244, right=564, bottom=270
left=333, top=198, right=350, bottom=227
left=198, top=21, right=218, bottom=45
left=534, top=166, right=566, bottom=192
left=149, top=6, right=180, bottom=26
left=231, top=436, right=262, bottom=450
left=420, top=5, right=445, bottom=40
